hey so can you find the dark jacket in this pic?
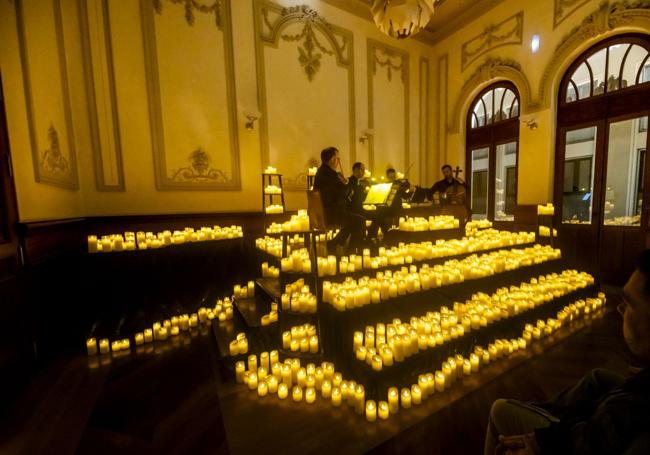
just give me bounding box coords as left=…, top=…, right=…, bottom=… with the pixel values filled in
left=535, top=368, right=650, bottom=454
left=313, top=164, right=347, bottom=211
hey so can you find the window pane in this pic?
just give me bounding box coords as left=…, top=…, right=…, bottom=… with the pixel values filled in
left=566, top=83, right=577, bottom=103
left=510, top=99, right=519, bottom=117
left=607, top=44, right=631, bottom=92
left=620, top=45, right=647, bottom=87
left=562, top=126, right=596, bottom=224
left=603, top=116, right=648, bottom=226
left=495, top=142, right=517, bottom=221
left=473, top=101, right=485, bottom=128
left=482, top=91, right=494, bottom=125
left=571, top=62, right=592, bottom=99
left=471, top=147, right=489, bottom=219
left=501, top=89, right=515, bottom=119
left=640, top=61, right=650, bottom=84
left=493, top=87, right=505, bottom=122
left=587, top=48, right=606, bottom=95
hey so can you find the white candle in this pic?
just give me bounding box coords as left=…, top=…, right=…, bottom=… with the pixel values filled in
left=99, top=338, right=109, bottom=354
left=235, top=361, right=245, bottom=383
left=86, top=338, right=97, bottom=356
left=401, top=388, right=412, bottom=409
left=388, top=387, right=399, bottom=414
left=366, top=400, right=377, bottom=422
left=278, top=383, right=288, bottom=399
left=331, top=387, right=341, bottom=406
left=292, top=385, right=303, bottom=402
left=257, top=381, right=268, bottom=397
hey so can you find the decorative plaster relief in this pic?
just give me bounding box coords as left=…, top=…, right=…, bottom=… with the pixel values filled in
left=140, top=0, right=241, bottom=190
left=254, top=1, right=356, bottom=191
left=461, top=11, right=523, bottom=71
left=15, top=0, right=79, bottom=190
left=554, top=0, right=590, bottom=29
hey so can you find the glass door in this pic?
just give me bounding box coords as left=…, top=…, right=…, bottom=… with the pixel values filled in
left=495, top=141, right=517, bottom=221
left=470, top=147, right=489, bottom=219
left=561, top=126, right=598, bottom=224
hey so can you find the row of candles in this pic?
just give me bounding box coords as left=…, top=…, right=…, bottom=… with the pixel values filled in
left=233, top=281, right=256, bottom=300
left=321, top=245, right=562, bottom=311
left=537, top=203, right=555, bottom=216
left=87, top=226, right=244, bottom=253
left=229, top=332, right=249, bottom=356
left=266, top=210, right=311, bottom=233
left=352, top=269, right=594, bottom=370
left=86, top=297, right=235, bottom=356
left=264, top=185, right=282, bottom=195
left=281, top=279, right=318, bottom=313
left=235, top=293, right=604, bottom=421
left=265, top=204, right=285, bottom=214
left=281, top=323, right=319, bottom=353
left=538, top=226, right=558, bottom=237
left=261, top=262, right=281, bottom=278
left=274, top=229, right=537, bottom=276
left=397, top=216, right=460, bottom=232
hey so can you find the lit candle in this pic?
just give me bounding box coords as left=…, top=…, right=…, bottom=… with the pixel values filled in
left=86, top=338, right=98, bottom=356
left=248, top=355, right=258, bottom=373
left=470, top=353, right=480, bottom=372
left=144, top=329, right=153, bottom=343
left=257, top=381, right=268, bottom=397
left=331, top=387, right=342, bottom=406
left=235, top=361, right=245, bottom=383
left=260, top=352, right=269, bottom=371
left=292, top=385, right=303, bottom=402
left=305, top=387, right=316, bottom=404
left=309, top=336, right=319, bottom=353
left=111, top=340, right=121, bottom=352
left=411, top=385, right=422, bottom=405
left=401, top=388, right=412, bottom=409
left=135, top=333, right=144, bottom=346
left=278, top=383, right=288, bottom=399
left=463, top=359, right=472, bottom=375
left=229, top=340, right=239, bottom=356
left=388, top=387, right=399, bottom=414
left=366, top=400, right=377, bottom=422
left=435, top=371, right=445, bottom=392
left=322, top=379, right=332, bottom=398
left=99, top=338, right=109, bottom=354
left=355, top=384, right=365, bottom=415
left=248, top=373, right=258, bottom=391
left=378, top=400, right=389, bottom=420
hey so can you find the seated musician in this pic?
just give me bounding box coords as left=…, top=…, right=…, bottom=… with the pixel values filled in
left=347, top=162, right=370, bottom=214
left=367, top=168, right=411, bottom=241
left=428, top=164, right=466, bottom=205
left=386, top=168, right=397, bottom=182
left=313, top=147, right=366, bottom=252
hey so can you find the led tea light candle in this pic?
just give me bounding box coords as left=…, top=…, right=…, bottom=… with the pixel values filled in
left=400, top=388, right=412, bottom=409
left=411, top=385, right=422, bottom=405
left=292, top=385, right=303, bottom=402
left=305, top=387, right=316, bottom=404
left=235, top=361, right=245, bottom=383
left=248, top=373, right=258, bottom=391
left=331, top=387, right=342, bottom=406
left=388, top=387, right=399, bottom=414
left=86, top=338, right=98, bottom=356
left=257, top=381, right=268, bottom=397
left=435, top=371, right=445, bottom=392
left=366, top=400, right=377, bottom=422
left=378, top=401, right=389, bottom=420
left=135, top=333, right=144, bottom=346
left=99, top=338, right=109, bottom=354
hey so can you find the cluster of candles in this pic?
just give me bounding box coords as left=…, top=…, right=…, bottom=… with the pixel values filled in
left=537, top=203, right=555, bottom=215
left=465, top=219, right=493, bottom=236
left=264, top=185, right=282, bottom=194
left=87, top=225, right=243, bottom=253
left=398, top=216, right=460, bottom=232
left=86, top=298, right=230, bottom=356
left=308, top=167, right=318, bottom=176
left=263, top=166, right=279, bottom=174
left=538, top=226, right=558, bottom=237
left=260, top=305, right=279, bottom=326
left=280, top=279, right=318, bottom=313
left=266, top=210, right=310, bottom=233
left=265, top=204, right=284, bottom=214
left=261, top=262, right=280, bottom=278
left=322, top=245, right=562, bottom=311
left=235, top=293, right=604, bottom=421
left=352, top=269, right=594, bottom=370
left=604, top=215, right=641, bottom=226
left=255, top=236, right=302, bottom=257
left=229, top=333, right=249, bottom=356
left=282, top=323, right=319, bottom=353
left=278, top=230, right=536, bottom=276
left=233, top=281, right=256, bottom=299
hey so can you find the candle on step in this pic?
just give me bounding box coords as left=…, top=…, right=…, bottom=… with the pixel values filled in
left=305, top=387, right=316, bottom=404
left=86, top=338, right=97, bottom=356
left=257, top=381, right=268, bottom=397
left=366, top=400, right=377, bottom=422
left=388, top=387, right=399, bottom=414
left=292, top=385, right=303, bottom=402
left=331, top=387, right=341, bottom=406
left=99, top=338, right=109, bottom=354
left=378, top=401, right=389, bottom=420
left=135, top=333, right=144, bottom=346
left=267, top=376, right=278, bottom=394
left=401, top=388, right=412, bottom=409
left=278, top=382, right=288, bottom=399
left=248, top=373, right=258, bottom=391
left=235, top=361, right=245, bottom=383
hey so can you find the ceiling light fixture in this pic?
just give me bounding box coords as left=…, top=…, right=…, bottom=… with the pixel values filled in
left=371, top=0, right=435, bottom=40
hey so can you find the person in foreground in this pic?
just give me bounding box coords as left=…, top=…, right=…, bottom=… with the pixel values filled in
left=484, top=250, right=650, bottom=455
left=312, top=147, right=365, bottom=252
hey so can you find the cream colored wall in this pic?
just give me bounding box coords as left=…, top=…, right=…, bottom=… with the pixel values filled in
left=0, top=0, right=434, bottom=221
left=430, top=0, right=650, bottom=205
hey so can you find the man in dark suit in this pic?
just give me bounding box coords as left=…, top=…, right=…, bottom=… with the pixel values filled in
left=313, top=147, right=365, bottom=252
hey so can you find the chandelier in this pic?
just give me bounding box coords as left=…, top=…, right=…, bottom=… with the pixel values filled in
left=371, top=0, right=435, bottom=40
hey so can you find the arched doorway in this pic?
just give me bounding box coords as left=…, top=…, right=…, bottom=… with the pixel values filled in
left=466, top=82, right=520, bottom=224
left=555, top=33, right=650, bottom=284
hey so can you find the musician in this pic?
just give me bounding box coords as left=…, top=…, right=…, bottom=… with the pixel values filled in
left=347, top=162, right=370, bottom=213
left=313, top=147, right=366, bottom=252
left=386, top=168, right=397, bottom=182
left=429, top=164, right=466, bottom=205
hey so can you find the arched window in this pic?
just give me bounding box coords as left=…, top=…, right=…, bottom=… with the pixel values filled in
left=555, top=34, right=650, bottom=284
left=466, top=82, right=520, bottom=222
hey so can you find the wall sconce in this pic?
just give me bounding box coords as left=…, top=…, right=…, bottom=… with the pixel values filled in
left=359, top=128, right=375, bottom=144
left=244, top=110, right=261, bottom=131
left=522, top=119, right=538, bottom=130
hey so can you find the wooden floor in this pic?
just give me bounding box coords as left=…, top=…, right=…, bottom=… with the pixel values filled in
left=0, top=288, right=634, bottom=455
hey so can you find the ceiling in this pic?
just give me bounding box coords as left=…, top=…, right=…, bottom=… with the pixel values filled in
left=320, top=0, right=508, bottom=46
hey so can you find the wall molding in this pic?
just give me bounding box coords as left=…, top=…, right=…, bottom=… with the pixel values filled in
left=15, top=0, right=79, bottom=190
left=538, top=0, right=650, bottom=109
left=254, top=0, right=356, bottom=190
left=554, top=0, right=591, bottom=29
left=367, top=38, right=409, bottom=174
left=449, top=57, right=533, bottom=135
left=437, top=54, right=448, bottom=169
left=78, top=0, right=126, bottom=191
left=461, top=11, right=523, bottom=71
left=140, top=0, right=241, bottom=190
